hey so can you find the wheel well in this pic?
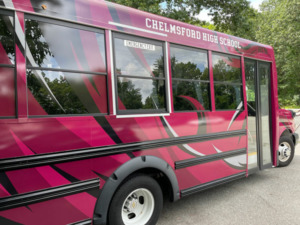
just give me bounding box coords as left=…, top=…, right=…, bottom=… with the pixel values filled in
left=93, top=156, right=180, bottom=225
left=281, top=129, right=295, bottom=145
left=122, top=168, right=175, bottom=202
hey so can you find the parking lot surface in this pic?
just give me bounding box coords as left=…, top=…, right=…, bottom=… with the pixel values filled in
left=158, top=113, right=300, bottom=225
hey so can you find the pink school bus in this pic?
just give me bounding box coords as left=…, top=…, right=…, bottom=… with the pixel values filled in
left=0, top=0, right=298, bottom=224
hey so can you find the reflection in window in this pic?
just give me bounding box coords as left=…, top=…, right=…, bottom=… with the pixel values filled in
left=214, top=84, right=242, bottom=110
left=173, top=81, right=210, bottom=111
left=117, top=78, right=166, bottom=110
left=114, top=37, right=164, bottom=78
left=212, top=54, right=241, bottom=83
left=171, top=47, right=209, bottom=80
left=113, top=33, right=167, bottom=114
left=170, top=45, right=210, bottom=111
left=0, top=67, right=15, bottom=116
left=245, top=59, right=258, bottom=170
left=25, top=19, right=106, bottom=73
left=245, top=60, right=256, bottom=114
left=27, top=70, right=107, bottom=115
left=212, top=53, right=243, bottom=110
left=0, top=14, right=15, bottom=64
left=0, top=12, right=15, bottom=118
left=25, top=17, right=108, bottom=116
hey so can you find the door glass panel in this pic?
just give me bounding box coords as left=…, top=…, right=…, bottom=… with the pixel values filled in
left=258, top=62, right=272, bottom=166
left=245, top=60, right=258, bottom=170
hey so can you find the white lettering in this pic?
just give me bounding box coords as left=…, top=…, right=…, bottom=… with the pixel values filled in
left=196, top=31, right=201, bottom=40
left=170, top=24, right=176, bottom=34
left=182, top=27, right=186, bottom=36
left=146, top=18, right=151, bottom=28
left=186, top=29, right=191, bottom=37
left=124, top=40, right=155, bottom=51
left=191, top=30, right=195, bottom=38
left=164, top=23, right=170, bottom=32
left=176, top=26, right=181, bottom=35
left=159, top=21, right=164, bottom=31
left=152, top=20, right=158, bottom=30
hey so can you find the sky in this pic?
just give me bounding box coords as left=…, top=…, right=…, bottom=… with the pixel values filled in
left=198, top=0, right=264, bottom=23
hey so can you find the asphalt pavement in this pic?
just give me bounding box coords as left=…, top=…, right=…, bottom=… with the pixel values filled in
left=157, top=113, right=300, bottom=225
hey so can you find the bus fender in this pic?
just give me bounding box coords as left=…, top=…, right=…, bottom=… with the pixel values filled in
left=93, top=155, right=180, bottom=225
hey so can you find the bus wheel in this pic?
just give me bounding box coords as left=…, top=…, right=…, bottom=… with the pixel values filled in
left=108, top=175, right=163, bottom=225
left=278, top=136, right=295, bottom=167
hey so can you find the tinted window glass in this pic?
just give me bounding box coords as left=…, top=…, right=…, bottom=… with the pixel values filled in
left=245, top=60, right=256, bottom=111
left=0, top=67, right=15, bottom=116
left=214, top=84, right=242, bottom=110
left=0, top=15, right=14, bottom=64
left=114, top=37, right=164, bottom=78
left=117, top=77, right=166, bottom=111
left=170, top=45, right=210, bottom=111
left=26, top=19, right=106, bottom=73
left=171, top=47, right=208, bottom=80
left=212, top=54, right=241, bottom=83
left=113, top=33, right=167, bottom=114
left=173, top=81, right=210, bottom=111
left=27, top=70, right=107, bottom=115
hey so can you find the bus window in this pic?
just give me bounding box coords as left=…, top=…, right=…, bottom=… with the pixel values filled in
left=212, top=53, right=243, bottom=110
left=25, top=17, right=107, bottom=116
left=0, top=12, right=15, bottom=118
left=113, top=33, right=167, bottom=114
left=170, top=45, right=210, bottom=111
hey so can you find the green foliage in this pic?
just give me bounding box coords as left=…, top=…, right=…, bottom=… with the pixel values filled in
left=256, top=0, right=300, bottom=107
left=27, top=71, right=88, bottom=114
left=26, top=20, right=52, bottom=66
left=117, top=78, right=143, bottom=109
left=0, top=16, right=14, bottom=62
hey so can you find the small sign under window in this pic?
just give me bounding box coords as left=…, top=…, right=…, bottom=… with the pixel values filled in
left=124, top=40, right=155, bottom=51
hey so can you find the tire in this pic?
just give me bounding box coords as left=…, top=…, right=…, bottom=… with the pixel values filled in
left=278, top=136, right=295, bottom=167
left=108, top=175, right=163, bottom=225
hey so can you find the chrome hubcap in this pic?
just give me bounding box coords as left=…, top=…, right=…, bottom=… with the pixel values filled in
left=278, top=142, right=291, bottom=162
left=121, top=188, right=154, bottom=225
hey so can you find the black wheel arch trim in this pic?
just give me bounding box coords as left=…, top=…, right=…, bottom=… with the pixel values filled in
left=92, top=156, right=180, bottom=225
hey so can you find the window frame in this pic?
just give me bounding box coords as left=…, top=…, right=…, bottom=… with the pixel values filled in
left=170, top=43, right=211, bottom=112
left=24, top=15, right=109, bottom=117
left=212, top=52, right=244, bottom=112
left=112, top=32, right=169, bottom=115
left=0, top=9, right=17, bottom=119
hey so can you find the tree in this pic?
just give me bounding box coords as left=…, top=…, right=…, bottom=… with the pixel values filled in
left=256, top=0, right=300, bottom=107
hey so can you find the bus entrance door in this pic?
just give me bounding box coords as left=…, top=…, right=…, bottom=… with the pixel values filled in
left=245, top=60, right=272, bottom=172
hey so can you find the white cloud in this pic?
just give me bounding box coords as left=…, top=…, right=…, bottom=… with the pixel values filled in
left=196, top=9, right=212, bottom=23
left=250, top=0, right=263, bottom=11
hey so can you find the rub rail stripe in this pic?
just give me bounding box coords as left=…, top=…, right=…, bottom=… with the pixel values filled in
left=175, top=148, right=247, bottom=169
left=0, top=179, right=100, bottom=211
left=68, top=219, right=92, bottom=225
left=0, top=130, right=246, bottom=171
left=181, top=172, right=246, bottom=197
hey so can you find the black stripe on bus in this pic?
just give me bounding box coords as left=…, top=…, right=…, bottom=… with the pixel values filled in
left=0, top=216, right=22, bottom=225
left=0, top=130, right=246, bottom=172
left=181, top=172, right=246, bottom=197
left=175, top=148, right=247, bottom=169
left=0, top=178, right=100, bottom=211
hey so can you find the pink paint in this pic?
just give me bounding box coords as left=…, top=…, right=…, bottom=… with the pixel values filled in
left=0, top=43, right=12, bottom=65
left=16, top=45, right=27, bottom=118
left=56, top=117, right=115, bottom=147
left=12, top=0, right=34, bottom=12
left=0, top=184, right=10, bottom=198
left=0, top=67, right=15, bottom=117
left=16, top=11, right=25, bottom=32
